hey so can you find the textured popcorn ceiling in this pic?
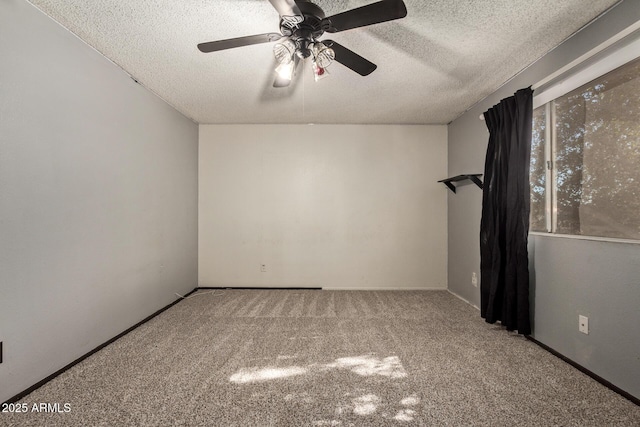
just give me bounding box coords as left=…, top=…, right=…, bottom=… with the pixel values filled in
left=26, top=0, right=620, bottom=124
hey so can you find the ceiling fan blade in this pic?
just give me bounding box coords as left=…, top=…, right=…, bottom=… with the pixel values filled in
left=273, top=56, right=301, bottom=88
left=198, top=33, right=283, bottom=53
left=268, top=0, right=302, bottom=17
left=323, top=0, right=407, bottom=33
left=324, top=41, right=377, bottom=76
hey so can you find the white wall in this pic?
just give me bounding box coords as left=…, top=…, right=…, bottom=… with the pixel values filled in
left=0, top=0, right=198, bottom=403
left=199, top=125, right=447, bottom=290
left=447, top=0, right=640, bottom=399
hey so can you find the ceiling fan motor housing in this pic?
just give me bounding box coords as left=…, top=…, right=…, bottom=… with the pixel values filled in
left=280, top=1, right=326, bottom=58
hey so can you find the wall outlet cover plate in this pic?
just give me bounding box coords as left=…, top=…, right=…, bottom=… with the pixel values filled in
left=579, top=315, right=589, bottom=334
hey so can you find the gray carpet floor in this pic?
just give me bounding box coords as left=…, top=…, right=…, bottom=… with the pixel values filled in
left=2, top=290, right=639, bottom=426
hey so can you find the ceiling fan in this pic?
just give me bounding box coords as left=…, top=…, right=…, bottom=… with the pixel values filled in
left=197, top=0, right=407, bottom=87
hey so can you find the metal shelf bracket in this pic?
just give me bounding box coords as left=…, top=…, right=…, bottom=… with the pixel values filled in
left=438, top=174, right=483, bottom=193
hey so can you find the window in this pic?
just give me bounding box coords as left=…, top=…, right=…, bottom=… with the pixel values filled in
left=530, top=106, right=548, bottom=232
left=530, top=56, right=640, bottom=240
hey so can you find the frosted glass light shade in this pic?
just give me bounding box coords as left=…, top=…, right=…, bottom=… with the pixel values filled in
left=274, top=40, right=296, bottom=64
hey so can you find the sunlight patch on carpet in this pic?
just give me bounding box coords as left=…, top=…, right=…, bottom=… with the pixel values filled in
left=229, top=366, right=307, bottom=384
left=229, top=354, right=407, bottom=385
left=400, top=395, right=420, bottom=406
left=327, top=355, right=407, bottom=378
left=312, top=420, right=341, bottom=426
left=394, top=408, right=416, bottom=421
left=352, top=394, right=380, bottom=416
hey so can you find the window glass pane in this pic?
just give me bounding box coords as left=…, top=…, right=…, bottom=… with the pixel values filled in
left=530, top=106, right=547, bottom=231
left=553, top=57, right=640, bottom=239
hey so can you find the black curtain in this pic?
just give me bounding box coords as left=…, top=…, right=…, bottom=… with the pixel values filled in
left=480, top=87, right=533, bottom=335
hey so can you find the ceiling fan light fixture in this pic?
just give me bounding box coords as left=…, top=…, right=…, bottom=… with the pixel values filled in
left=313, top=42, right=335, bottom=68
left=275, top=61, right=295, bottom=81
left=273, top=39, right=296, bottom=64
left=312, top=61, right=329, bottom=82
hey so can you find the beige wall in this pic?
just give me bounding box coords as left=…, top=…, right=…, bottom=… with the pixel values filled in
left=199, top=125, right=447, bottom=290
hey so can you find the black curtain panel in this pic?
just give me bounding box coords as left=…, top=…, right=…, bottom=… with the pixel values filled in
left=480, top=87, right=533, bottom=335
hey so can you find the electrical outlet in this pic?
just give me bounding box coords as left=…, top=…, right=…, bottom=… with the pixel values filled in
left=471, top=272, right=478, bottom=287
left=579, top=315, right=589, bottom=334
left=260, top=264, right=266, bottom=273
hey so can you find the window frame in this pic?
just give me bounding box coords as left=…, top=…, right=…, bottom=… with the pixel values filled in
left=530, top=26, right=640, bottom=244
